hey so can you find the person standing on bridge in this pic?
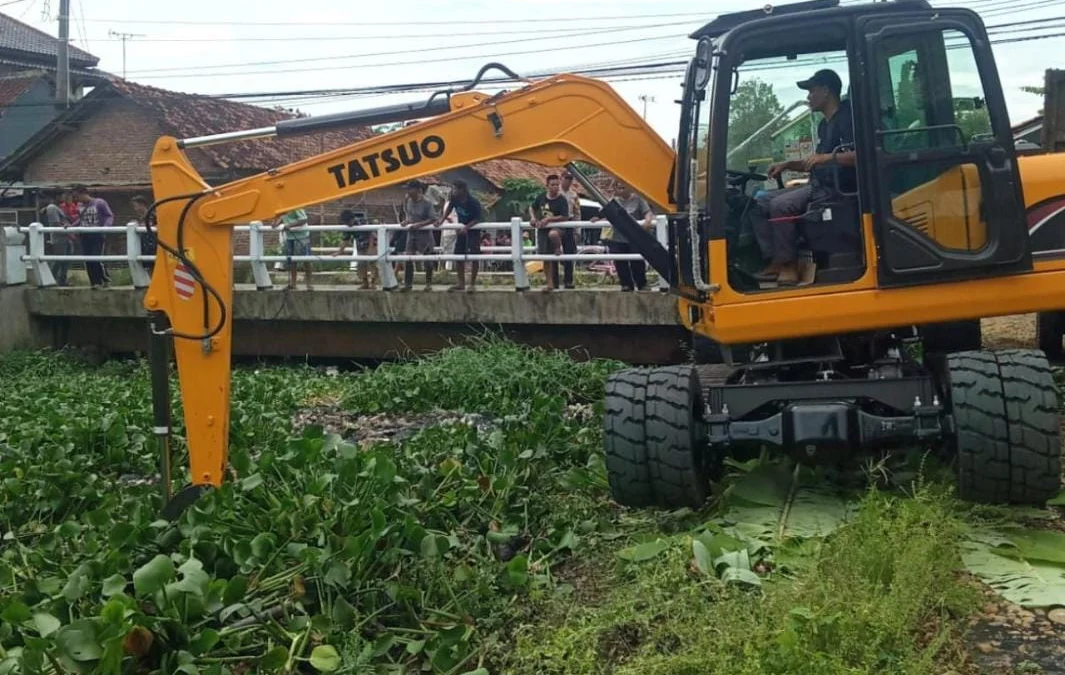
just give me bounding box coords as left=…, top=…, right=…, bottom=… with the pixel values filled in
left=437, top=180, right=483, bottom=293
left=605, top=181, right=653, bottom=292
left=279, top=208, right=313, bottom=290
left=530, top=174, right=573, bottom=293
left=72, top=186, right=113, bottom=290
left=400, top=181, right=438, bottom=292
left=39, top=192, right=72, bottom=286
left=558, top=170, right=580, bottom=285
left=131, top=196, right=157, bottom=276
left=335, top=209, right=377, bottom=290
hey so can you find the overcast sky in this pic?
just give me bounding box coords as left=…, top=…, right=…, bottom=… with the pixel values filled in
left=9, top=0, right=1061, bottom=144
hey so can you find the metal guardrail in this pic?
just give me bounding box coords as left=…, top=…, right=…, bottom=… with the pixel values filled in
left=5, top=217, right=669, bottom=292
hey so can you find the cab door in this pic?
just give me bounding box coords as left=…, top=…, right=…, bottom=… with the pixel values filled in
left=858, top=9, right=1032, bottom=287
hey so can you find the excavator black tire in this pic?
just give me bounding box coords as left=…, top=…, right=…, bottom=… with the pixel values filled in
left=946, top=350, right=1062, bottom=505
left=604, top=368, right=655, bottom=507
left=645, top=365, right=711, bottom=509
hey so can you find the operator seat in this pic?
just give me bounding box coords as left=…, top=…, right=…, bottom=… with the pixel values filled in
left=768, top=141, right=864, bottom=284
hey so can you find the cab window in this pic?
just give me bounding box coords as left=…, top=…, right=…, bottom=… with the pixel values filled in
left=874, top=28, right=996, bottom=253
left=719, top=45, right=866, bottom=293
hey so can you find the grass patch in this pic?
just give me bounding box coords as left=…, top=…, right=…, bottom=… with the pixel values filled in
left=511, top=486, right=979, bottom=675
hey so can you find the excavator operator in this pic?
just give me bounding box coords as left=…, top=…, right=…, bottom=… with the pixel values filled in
left=752, top=68, right=857, bottom=285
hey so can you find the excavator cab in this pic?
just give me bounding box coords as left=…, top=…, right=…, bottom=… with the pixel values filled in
left=670, top=0, right=1031, bottom=329
left=603, top=0, right=1064, bottom=511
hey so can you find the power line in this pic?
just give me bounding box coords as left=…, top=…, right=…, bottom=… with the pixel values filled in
left=3, top=22, right=1060, bottom=113
left=75, top=0, right=87, bottom=48
left=0, top=59, right=693, bottom=110
left=125, top=21, right=696, bottom=75
left=16, top=0, right=37, bottom=20
left=96, top=24, right=691, bottom=43
left=131, top=32, right=691, bottom=80
left=980, top=0, right=1064, bottom=16
left=136, top=20, right=1065, bottom=105
left=125, top=12, right=1065, bottom=81
left=98, top=5, right=1065, bottom=45
left=79, top=10, right=710, bottom=27
left=197, top=24, right=1065, bottom=108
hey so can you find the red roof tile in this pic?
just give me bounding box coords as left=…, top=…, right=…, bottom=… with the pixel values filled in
left=470, top=158, right=558, bottom=188
left=108, top=79, right=373, bottom=173
left=469, top=158, right=618, bottom=195
left=0, top=72, right=40, bottom=108
left=0, top=12, right=97, bottom=66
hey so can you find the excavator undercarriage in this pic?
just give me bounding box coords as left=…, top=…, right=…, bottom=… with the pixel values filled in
left=605, top=336, right=1061, bottom=510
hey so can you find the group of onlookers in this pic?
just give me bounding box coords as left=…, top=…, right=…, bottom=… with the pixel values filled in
left=39, top=186, right=157, bottom=289
left=530, top=171, right=656, bottom=292
left=37, top=174, right=659, bottom=293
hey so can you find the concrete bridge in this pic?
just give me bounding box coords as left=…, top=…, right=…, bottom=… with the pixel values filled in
left=0, top=217, right=691, bottom=363
left=1, top=285, right=689, bottom=363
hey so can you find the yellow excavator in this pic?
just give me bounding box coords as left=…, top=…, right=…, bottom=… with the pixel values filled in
left=146, top=0, right=1065, bottom=517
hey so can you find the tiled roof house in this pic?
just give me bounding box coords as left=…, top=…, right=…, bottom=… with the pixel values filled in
left=0, top=11, right=104, bottom=159
left=0, top=12, right=98, bottom=71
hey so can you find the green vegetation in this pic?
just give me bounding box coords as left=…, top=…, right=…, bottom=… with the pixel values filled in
left=0, top=339, right=1060, bottom=674
left=512, top=486, right=977, bottom=675
left=726, top=79, right=785, bottom=172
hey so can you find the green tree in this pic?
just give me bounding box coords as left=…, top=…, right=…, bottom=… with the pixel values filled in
left=895, top=60, right=923, bottom=129
left=957, top=107, right=992, bottom=141
left=497, top=178, right=544, bottom=218
left=727, top=79, right=784, bottom=170
left=571, top=161, right=599, bottom=177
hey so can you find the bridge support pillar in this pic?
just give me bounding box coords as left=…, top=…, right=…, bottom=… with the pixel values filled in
left=126, top=221, right=151, bottom=289
left=2, top=226, right=27, bottom=286
left=26, top=223, right=54, bottom=287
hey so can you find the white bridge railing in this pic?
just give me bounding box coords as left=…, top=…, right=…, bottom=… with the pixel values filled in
left=5, top=217, right=668, bottom=292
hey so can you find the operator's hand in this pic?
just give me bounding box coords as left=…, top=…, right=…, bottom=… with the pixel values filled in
left=767, top=162, right=787, bottom=180
left=803, top=154, right=829, bottom=172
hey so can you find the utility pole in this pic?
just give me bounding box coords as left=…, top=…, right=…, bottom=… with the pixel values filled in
left=1042, top=69, right=1065, bottom=154
left=638, top=94, right=656, bottom=121
left=109, top=30, right=146, bottom=79
left=56, top=0, right=70, bottom=107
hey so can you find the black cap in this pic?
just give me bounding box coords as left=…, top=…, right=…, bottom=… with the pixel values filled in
left=403, top=180, right=425, bottom=190
left=797, top=69, right=843, bottom=98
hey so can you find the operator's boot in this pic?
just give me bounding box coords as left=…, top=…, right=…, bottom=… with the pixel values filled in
left=776, top=262, right=800, bottom=286
left=754, top=262, right=782, bottom=281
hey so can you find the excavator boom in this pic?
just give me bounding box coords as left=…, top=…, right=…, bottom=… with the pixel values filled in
left=144, top=70, right=676, bottom=514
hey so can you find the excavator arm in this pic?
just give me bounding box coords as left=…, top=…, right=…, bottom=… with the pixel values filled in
left=144, top=67, right=677, bottom=516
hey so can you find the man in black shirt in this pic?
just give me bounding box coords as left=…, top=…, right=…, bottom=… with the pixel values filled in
left=753, top=69, right=856, bottom=285
left=529, top=174, right=575, bottom=292
left=438, top=180, right=484, bottom=292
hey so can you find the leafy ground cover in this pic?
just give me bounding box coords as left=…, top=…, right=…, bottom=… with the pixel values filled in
left=0, top=338, right=1062, bottom=674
